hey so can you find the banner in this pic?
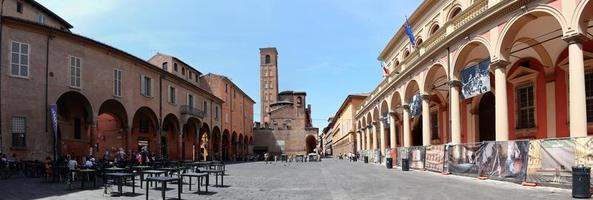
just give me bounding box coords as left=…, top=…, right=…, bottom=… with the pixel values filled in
left=374, top=149, right=381, bottom=163
left=461, top=58, right=491, bottom=99
left=425, top=145, right=445, bottom=172
left=396, top=147, right=408, bottom=166
left=447, top=143, right=481, bottom=176
left=526, top=138, right=575, bottom=186
left=49, top=104, right=59, bottom=158
left=409, top=146, right=425, bottom=170
left=409, top=93, right=422, bottom=117
left=477, top=141, right=529, bottom=181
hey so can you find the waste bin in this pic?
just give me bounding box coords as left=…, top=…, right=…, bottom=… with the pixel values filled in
left=364, top=156, right=368, bottom=163
left=386, top=157, right=393, bottom=169
left=402, top=158, right=409, bottom=171
left=573, top=165, right=591, bottom=198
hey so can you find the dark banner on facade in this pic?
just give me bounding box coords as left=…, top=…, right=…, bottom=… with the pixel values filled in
left=527, top=138, right=574, bottom=186
left=476, top=141, right=529, bottom=181
left=49, top=104, right=59, bottom=158
left=409, top=146, right=425, bottom=170
left=409, top=93, right=422, bottom=117
left=447, top=143, right=481, bottom=176
left=461, top=58, right=491, bottom=100
left=425, top=145, right=445, bottom=172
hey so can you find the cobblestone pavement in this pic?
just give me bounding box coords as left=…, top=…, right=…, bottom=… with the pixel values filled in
left=0, top=159, right=573, bottom=200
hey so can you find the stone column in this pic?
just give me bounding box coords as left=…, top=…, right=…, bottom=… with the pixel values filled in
left=449, top=80, right=462, bottom=144
left=421, top=94, right=431, bottom=146
left=371, top=123, right=378, bottom=150
left=356, top=130, right=361, bottom=152
left=90, top=121, right=97, bottom=156
left=379, top=119, right=386, bottom=156
left=366, top=126, right=371, bottom=150
left=389, top=112, right=397, bottom=148
left=493, top=60, right=510, bottom=141
left=403, top=105, right=411, bottom=147
left=564, top=34, right=588, bottom=137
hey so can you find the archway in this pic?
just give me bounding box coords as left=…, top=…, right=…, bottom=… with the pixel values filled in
left=411, top=116, right=423, bottom=146
left=131, top=107, right=158, bottom=157
left=212, top=127, right=221, bottom=161
left=404, top=80, right=421, bottom=146
left=380, top=101, right=390, bottom=150
left=163, top=114, right=180, bottom=160
left=424, top=64, right=449, bottom=144
left=305, top=134, right=317, bottom=154
left=222, top=129, right=230, bottom=161
left=97, top=99, right=128, bottom=160
left=199, top=123, right=211, bottom=161
left=238, top=134, right=244, bottom=161
left=390, top=92, right=403, bottom=147
left=183, top=118, right=200, bottom=161
left=478, top=92, right=496, bottom=142
left=56, top=91, right=93, bottom=159
left=231, top=132, right=237, bottom=161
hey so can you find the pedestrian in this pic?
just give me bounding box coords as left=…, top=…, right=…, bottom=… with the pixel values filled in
left=66, top=155, right=78, bottom=186
left=115, top=148, right=126, bottom=167
left=264, top=153, right=270, bottom=164
left=43, top=156, right=53, bottom=177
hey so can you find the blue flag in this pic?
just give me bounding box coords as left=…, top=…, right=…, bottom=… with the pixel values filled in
left=405, top=17, right=416, bottom=46
left=49, top=104, right=59, bottom=157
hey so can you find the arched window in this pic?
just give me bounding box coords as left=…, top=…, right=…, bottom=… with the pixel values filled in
left=416, top=38, right=423, bottom=46
left=449, top=7, right=462, bottom=20
left=265, top=55, right=271, bottom=64
left=403, top=50, right=410, bottom=58
left=430, top=24, right=440, bottom=35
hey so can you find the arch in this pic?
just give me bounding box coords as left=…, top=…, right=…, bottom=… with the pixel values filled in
left=423, top=64, right=448, bottom=93
left=366, top=113, right=372, bottom=125
left=380, top=100, right=389, bottom=116
left=199, top=123, right=211, bottom=161
left=390, top=91, right=403, bottom=111
left=131, top=106, right=158, bottom=157
left=404, top=80, right=420, bottom=103
left=97, top=99, right=128, bottom=159
left=265, top=55, right=271, bottom=64
left=222, top=129, right=231, bottom=161
left=238, top=134, right=244, bottom=160
left=453, top=38, right=492, bottom=79
left=573, top=0, right=593, bottom=35
left=448, top=6, right=462, bottom=20
left=305, top=134, right=317, bottom=154
left=56, top=91, right=94, bottom=158
left=211, top=126, right=221, bottom=161
left=182, top=117, right=201, bottom=160
left=416, top=37, right=424, bottom=46
left=163, top=113, right=180, bottom=160
left=403, top=49, right=410, bottom=58
left=496, top=7, right=569, bottom=62
left=429, top=23, right=440, bottom=36
left=372, top=107, right=380, bottom=122
left=231, top=132, right=238, bottom=161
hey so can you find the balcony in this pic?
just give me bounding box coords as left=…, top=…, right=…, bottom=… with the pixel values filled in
left=180, top=105, right=206, bottom=119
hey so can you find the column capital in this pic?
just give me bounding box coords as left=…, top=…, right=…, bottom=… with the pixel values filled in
left=448, top=80, right=461, bottom=88
left=491, top=59, right=510, bottom=70
left=421, top=94, right=431, bottom=101
left=402, top=104, right=410, bottom=112
left=372, top=121, right=380, bottom=126
left=562, top=33, right=589, bottom=45
left=388, top=111, right=397, bottom=116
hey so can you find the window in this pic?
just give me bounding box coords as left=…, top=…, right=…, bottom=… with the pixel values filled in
left=168, top=86, right=176, bottom=104
left=182, top=67, right=185, bottom=75
left=38, top=14, right=47, bottom=25
left=74, top=118, right=81, bottom=139
left=187, top=94, right=194, bottom=107
left=11, top=116, right=26, bottom=147
left=10, top=41, right=29, bottom=77
left=430, top=24, right=440, bottom=35
left=516, top=84, right=535, bottom=129
left=113, top=69, right=122, bottom=97
left=265, top=55, right=271, bottom=64
left=195, top=74, right=199, bottom=82
left=225, top=84, right=228, bottom=93
left=203, top=101, right=208, bottom=114
left=215, top=106, right=219, bottom=120
left=174, top=63, right=178, bottom=71
left=141, top=75, right=153, bottom=97
left=189, top=72, right=192, bottom=79
left=162, top=62, right=168, bottom=71
left=430, top=111, right=439, bottom=140
left=586, top=72, right=593, bottom=122
left=16, top=1, right=22, bottom=13
left=69, top=56, right=81, bottom=87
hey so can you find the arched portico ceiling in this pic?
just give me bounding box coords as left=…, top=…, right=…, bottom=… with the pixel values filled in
left=497, top=8, right=569, bottom=67
left=404, top=80, right=420, bottom=104
left=366, top=113, right=372, bottom=126
left=380, top=100, right=389, bottom=116
left=573, top=0, right=593, bottom=35
left=424, top=64, right=449, bottom=105
left=56, top=91, right=94, bottom=122
left=453, top=40, right=492, bottom=80
left=372, top=107, right=380, bottom=122
left=390, top=91, right=403, bottom=115
left=98, top=99, right=128, bottom=128
left=163, top=113, right=180, bottom=133
left=132, top=106, right=159, bottom=131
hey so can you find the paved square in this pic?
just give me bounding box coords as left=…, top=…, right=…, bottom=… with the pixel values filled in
left=0, top=159, right=572, bottom=199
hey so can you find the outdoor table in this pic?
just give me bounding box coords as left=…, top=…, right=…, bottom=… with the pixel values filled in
left=141, top=170, right=167, bottom=188
left=104, top=167, right=126, bottom=173
left=157, top=167, right=183, bottom=177
left=210, top=163, right=226, bottom=175
left=180, top=172, right=208, bottom=193
left=77, top=169, right=97, bottom=189
left=145, top=176, right=181, bottom=200
left=194, top=161, right=212, bottom=172
left=132, top=166, right=151, bottom=188
left=202, top=169, right=224, bottom=187
left=104, top=172, right=136, bottom=196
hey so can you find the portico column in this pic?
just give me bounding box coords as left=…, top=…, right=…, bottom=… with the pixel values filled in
left=564, top=34, right=588, bottom=137
left=493, top=60, right=510, bottom=141
left=421, top=94, right=431, bottom=146
left=389, top=112, right=397, bottom=148
left=371, top=123, right=378, bottom=150
left=379, top=119, right=386, bottom=156
left=403, top=105, right=411, bottom=147
left=366, top=127, right=371, bottom=150
left=449, top=80, right=462, bottom=144
left=356, top=130, right=361, bottom=152
left=90, top=121, right=97, bottom=156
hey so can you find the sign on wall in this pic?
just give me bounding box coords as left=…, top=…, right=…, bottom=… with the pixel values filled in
left=461, top=58, right=491, bottom=99
left=409, top=93, right=422, bottom=117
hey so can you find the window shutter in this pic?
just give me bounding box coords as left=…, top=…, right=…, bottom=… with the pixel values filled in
left=140, top=75, right=146, bottom=96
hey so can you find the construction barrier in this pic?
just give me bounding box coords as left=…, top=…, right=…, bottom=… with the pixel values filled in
left=527, top=138, right=575, bottom=186
left=425, top=145, right=446, bottom=173
left=409, top=146, right=426, bottom=170
left=447, top=143, right=481, bottom=176
left=477, top=140, right=529, bottom=182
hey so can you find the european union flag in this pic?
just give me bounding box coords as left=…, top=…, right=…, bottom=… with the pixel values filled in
left=405, top=17, right=416, bottom=46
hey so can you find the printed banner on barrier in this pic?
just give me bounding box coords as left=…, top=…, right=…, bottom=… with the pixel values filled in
left=425, top=145, right=445, bottom=172
left=409, top=146, right=425, bottom=170
left=397, top=147, right=408, bottom=166
left=374, top=149, right=381, bottom=163
left=477, top=141, right=529, bottom=181
left=527, top=138, right=574, bottom=186
left=447, top=143, right=481, bottom=176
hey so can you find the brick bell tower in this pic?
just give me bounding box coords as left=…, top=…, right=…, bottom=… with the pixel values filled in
left=260, top=47, right=279, bottom=125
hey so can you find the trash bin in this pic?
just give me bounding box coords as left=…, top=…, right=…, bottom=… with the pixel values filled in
left=364, top=156, right=368, bottom=163
left=402, top=158, right=409, bottom=171
left=572, top=165, right=591, bottom=198
left=386, top=158, right=393, bottom=169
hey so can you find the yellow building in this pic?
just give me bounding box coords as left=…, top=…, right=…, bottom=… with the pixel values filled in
left=328, top=94, right=368, bottom=156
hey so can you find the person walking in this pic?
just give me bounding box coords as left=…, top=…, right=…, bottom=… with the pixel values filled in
left=264, top=153, right=270, bottom=164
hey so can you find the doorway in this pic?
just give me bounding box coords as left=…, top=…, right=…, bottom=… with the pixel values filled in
left=478, top=92, right=495, bottom=142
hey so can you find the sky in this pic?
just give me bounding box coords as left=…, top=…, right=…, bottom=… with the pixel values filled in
left=38, top=0, right=421, bottom=131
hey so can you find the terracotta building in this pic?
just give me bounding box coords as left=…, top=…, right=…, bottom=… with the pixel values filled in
left=253, top=48, right=319, bottom=156
left=324, top=94, right=368, bottom=157
left=202, top=73, right=255, bottom=161
left=351, top=0, right=593, bottom=159
left=0, top=0, right=252, bottom=161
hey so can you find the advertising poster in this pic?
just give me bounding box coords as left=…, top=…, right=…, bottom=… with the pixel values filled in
left=447, top=143, right=481, bottom=176
left=461, top=58, right=491, bottom=99
left=409, top=146, right=426, bottom=170
left=526, top=138, right=575, bottom=186
left=477, top=141, right=529, bottom=181
left=425, top=145, right=445, bottom=172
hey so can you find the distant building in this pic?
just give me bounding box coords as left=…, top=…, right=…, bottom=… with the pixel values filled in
left=325, top=94, right=368, bottom=156
left=253, top=48, right=319, bottom=156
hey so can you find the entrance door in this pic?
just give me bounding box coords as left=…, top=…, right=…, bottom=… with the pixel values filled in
left=411, top=116, right=422, bottom=146
left=478, top=92, right=495, bottom=142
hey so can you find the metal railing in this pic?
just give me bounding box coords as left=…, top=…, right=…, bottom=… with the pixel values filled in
left=180, top=105, right=206, bottom=118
